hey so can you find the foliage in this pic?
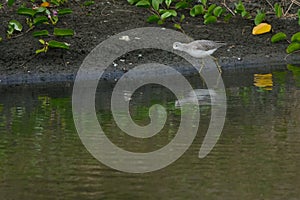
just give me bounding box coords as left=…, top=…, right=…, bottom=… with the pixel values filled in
left=128, top=0, right=300, bottom=55
left=36, top=39, right=70, bottom=54
left=3, top=0, right=74, bottom=54
left=286, top=42, right=300, bottom=54
left=298, top=9, right=300, bottom=25
left=270, top=32, right=300, bottom=54
left=274, top=3, right=283, bottom=18
left=129, top=0, right=228, bottom=28
left=234, top=0, right=250, bottom=18
left=7, top=20, right=23, bottom=38
left=7, top=0, right=15, bottom=6
left=286, top=32, right=300, bottom=53
left=254, top=10, right=265, bottom=25
left=83, top=1, right=95, bottom=7
left=271, top=32, right=287, bottom=43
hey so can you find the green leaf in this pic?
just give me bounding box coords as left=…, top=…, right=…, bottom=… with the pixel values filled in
left=241, top=10, right=251, bottom=18
left=161, top=12, right=171, bottom=19
left=128, top=0, right=140, bottom=5
left=58, top=8, right=73, bottom=15
left=36, top=48, right=47, bottom=54
left=48, top=40, right=70, bottom=49
left=271, top=32, right=287, bottom=43
left=254, top=10, right=265, bottom=25
left=190, top=5, right=204, bottom=17
left=39, top=39, right=46, bottom=45
left=50, top=16, right=58, bottom=25
left=136, top=0, right=150, bottom=8
left=33, top=16, right=48, bottom=25
left=17, top=7, right=37, bottom=17
left=35, top=7, right=46, bottom=13
left=7, top=25, right=14, bottom=36
left=157, top=19, right=164, bottom=25
left=213, top=6, right=223, bottom=17
left=274, top=3, right=282, bottom=18
left=175, top=1, right=188, bottom=9
left=53, top=28, right=74, bottom=37
left=165, top=0, right=172, bottom=8
left=50, top=0, right=59, bottom=6
left=152, top=0, right=160, bottom=10
left=174, top=23, right=181, bottom=30
left=235, top=1, right=245, bottom=13
left=298, top=9, right=300, bottom=25
left=161, top=10, right=177, bottom=19
left=83, top=1, right=94, bottom=6
left=9, top=20, right=23, bottom=31
left=204, top=12, right=211, bottom=19
left=8, top=0, right=15, bottom=6
left=286, top=42, right=300, bottom=54
left=147, top=14, right=160, bottom=22
left=204, top=15, right=217, bottom=24
left=207, top=4, right=216, bottom=14
left=224, top=13, right=232, bottom=22
left=33, top=30, right=49, bottom=37
left=291, top=32, right=300, bottom=43
left=201, top=0, right=207, bottom=7
left=180, top=14, right=185, bottom=22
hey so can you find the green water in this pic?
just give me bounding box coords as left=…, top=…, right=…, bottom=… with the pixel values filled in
left=0, top=66, right=300, bottom=199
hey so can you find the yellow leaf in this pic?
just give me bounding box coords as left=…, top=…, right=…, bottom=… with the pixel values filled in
left=254, top=73, right=273, bottom=90
left=41, top=2, right=50, bottom=7
left=252, top=23, right=272, bottom=35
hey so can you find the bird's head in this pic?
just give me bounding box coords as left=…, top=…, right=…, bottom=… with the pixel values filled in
left=173, top=42, right=182, bottom=50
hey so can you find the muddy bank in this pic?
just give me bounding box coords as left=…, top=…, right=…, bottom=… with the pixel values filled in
left=0, top=0, right=300, bottom=85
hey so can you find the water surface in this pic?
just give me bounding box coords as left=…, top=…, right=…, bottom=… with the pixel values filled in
left=0, top=66, right=300, bottom=199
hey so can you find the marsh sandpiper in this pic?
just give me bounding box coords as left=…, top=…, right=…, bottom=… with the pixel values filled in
left=173, top=40, right=226, bottom=73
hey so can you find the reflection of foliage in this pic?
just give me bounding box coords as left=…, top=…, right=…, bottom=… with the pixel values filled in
left=287, top=64, right=300, bottom=87
left=273, top=71, right=288, bottom=107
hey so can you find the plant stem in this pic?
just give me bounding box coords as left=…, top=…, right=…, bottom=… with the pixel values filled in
left=284, top=1, right=294, bottom=16
left=222, top=0, right=235, bottom=16
left=10, top=26, right=35, bottom=39
left=265, top=0, right=274, bottom=11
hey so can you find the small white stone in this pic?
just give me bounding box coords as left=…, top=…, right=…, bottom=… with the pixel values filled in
left=113, top=62, right=118, bottom=67
left=134, top=37, right=141, bottom=40
left=237, top=57, right=242, bottom=61
left=129, top=63, right=133, bottom=65
left=119, top=36, right=130, bottom=42
left=120, top=59, right=125, bottom=62
left=138, top=54, right=142, bottom=57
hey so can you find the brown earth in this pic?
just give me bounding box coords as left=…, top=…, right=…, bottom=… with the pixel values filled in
left=0, top=0, right=300, bottom=84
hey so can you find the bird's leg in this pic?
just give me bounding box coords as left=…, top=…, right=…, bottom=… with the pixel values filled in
left=199, top=58, right=205, bottom=73
left=211, top=56, right=222, bottom=74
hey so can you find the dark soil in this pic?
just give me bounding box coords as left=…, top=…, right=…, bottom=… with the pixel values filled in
left=0, top=0, right=300, bottom=85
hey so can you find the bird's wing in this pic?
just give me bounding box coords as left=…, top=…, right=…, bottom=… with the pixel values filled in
left=191, top=40, right=225, bottom=51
